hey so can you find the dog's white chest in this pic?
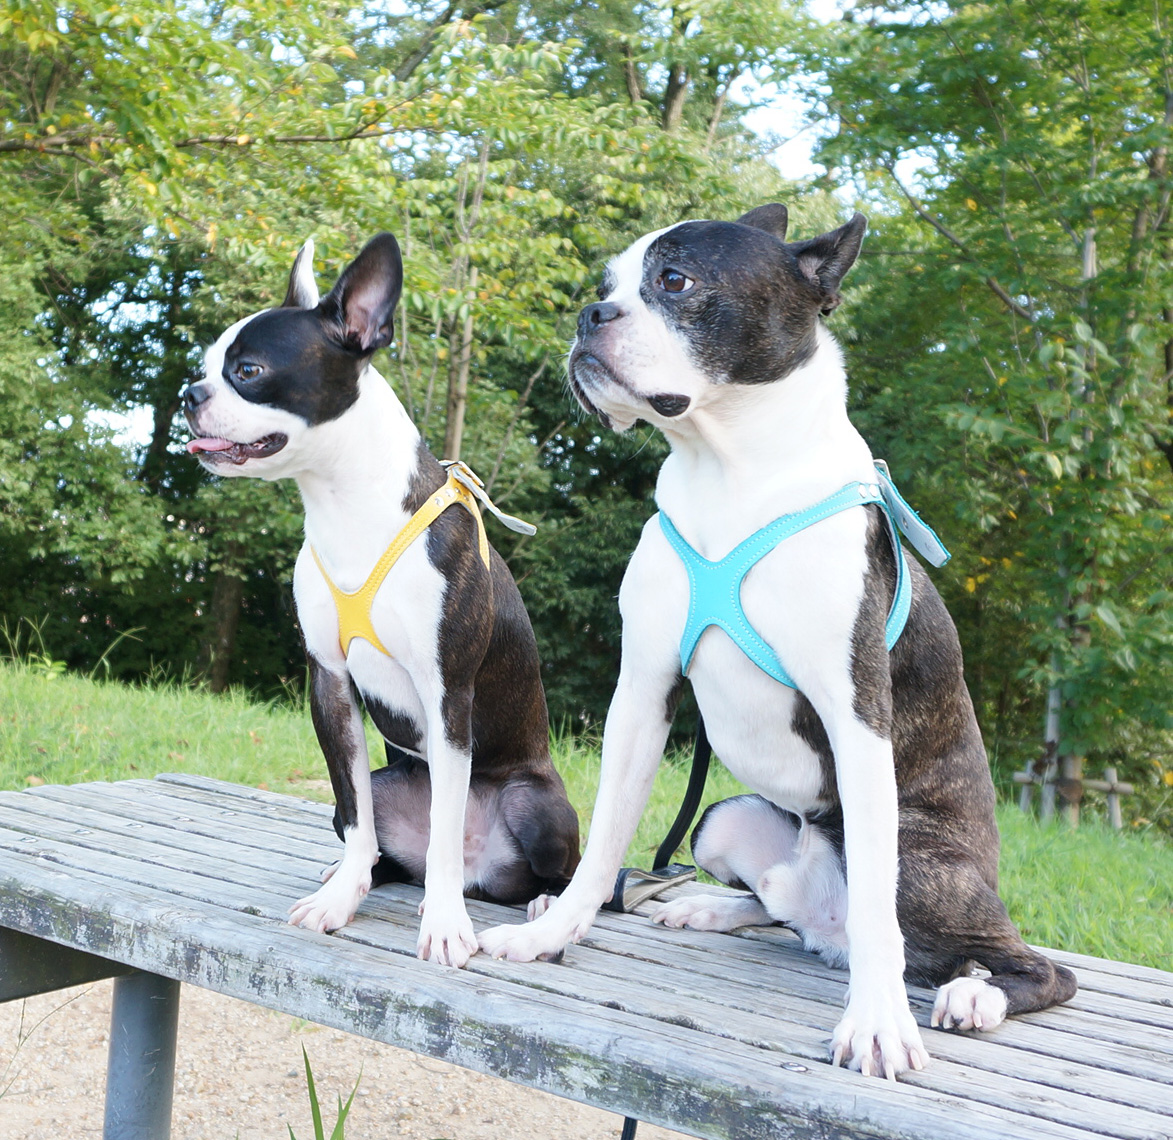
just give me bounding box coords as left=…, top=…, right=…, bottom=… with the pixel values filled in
left=295, top=538, right=449, bottom=753
left=689, top=635, right=830, bottom=815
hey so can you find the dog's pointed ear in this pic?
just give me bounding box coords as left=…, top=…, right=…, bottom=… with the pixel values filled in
left=320, top=232, right=403, bottom=354
left=736, top=203, right=788, bottom=240
left=282, top=239, right=320, bottom=309
left=788, top=212, right=867, bottom=315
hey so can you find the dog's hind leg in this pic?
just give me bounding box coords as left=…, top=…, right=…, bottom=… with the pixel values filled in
left=652, top=795, right=785, bottom=930
left=896, top=829, right=1077, bottom=1031
left=651, top=795, right=849, bottom=955
left=494, top=774, right=582, bottom=906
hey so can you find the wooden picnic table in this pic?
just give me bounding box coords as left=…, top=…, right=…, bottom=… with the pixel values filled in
left=0, top=774, right=1170, bottom=1140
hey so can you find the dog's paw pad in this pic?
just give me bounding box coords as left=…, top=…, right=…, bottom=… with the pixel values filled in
left=931, top=977, right=1008, bottom=1032
left=527, top=894, right=557, bottom=921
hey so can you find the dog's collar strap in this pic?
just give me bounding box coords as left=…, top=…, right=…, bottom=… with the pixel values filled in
left=659, top=463, right=950, bottom=690
left=311, top=461, right=531, bottom=659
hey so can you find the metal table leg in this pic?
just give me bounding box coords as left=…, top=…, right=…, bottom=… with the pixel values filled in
left=103, top=971, right=180, bottom=1140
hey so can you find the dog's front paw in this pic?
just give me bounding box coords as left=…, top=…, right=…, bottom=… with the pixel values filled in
left=831, top=999, right=929, bottom=1079
left=417, top=899, right=478, bottom=968
left=479, top=908, right=591, bottom=963
left=651, top=893, right=770, bottom=932
left=289, top=870, right=370, bottom=933
left=931, top=977, right=1008, bottom=1032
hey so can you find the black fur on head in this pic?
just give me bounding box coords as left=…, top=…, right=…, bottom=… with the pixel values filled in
left=219, top=232, right=404, bottom=425
left=636, top=209, right=866, bottom=385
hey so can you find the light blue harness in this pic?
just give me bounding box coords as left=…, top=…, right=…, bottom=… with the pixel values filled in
left=658, top=463, right=950, bottom=690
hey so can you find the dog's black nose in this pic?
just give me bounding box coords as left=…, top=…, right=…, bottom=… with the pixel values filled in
left=578, top=302, right=621, bottom=337
left=183, top=383, right=213, bottom=415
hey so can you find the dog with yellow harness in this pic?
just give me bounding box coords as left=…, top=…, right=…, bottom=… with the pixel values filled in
left=183, top=233, right=580, bottom=967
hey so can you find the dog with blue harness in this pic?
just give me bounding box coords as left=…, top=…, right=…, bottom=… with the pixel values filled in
left=479, top=204, right=1076, bottom=1077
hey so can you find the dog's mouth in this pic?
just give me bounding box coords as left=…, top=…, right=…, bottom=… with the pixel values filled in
left=570, top=349, right=690, bottom=425
left=186, top=433, right=288, bottom=464
left=567, top=349, right=614, bottom=428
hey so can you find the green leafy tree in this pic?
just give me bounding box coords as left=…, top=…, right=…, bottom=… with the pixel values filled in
left=807, top=0, right=1173, bottom=807
left=0, top=0, right=800, bottom=720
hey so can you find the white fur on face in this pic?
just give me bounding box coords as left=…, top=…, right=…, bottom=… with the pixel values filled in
left=571, top=225, right=714, bottom=431
left=189, top=313, right=322, bottom=481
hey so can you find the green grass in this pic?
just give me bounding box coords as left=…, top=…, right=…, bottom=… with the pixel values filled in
left=996, top=805, right=1173, bottom=968
left=0, top=660, right=332, bottom=798
left=2, top=660, right=1170, bottom=968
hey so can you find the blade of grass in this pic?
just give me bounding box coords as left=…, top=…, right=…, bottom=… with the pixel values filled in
left=303, top=1045, right=324, bottom=1140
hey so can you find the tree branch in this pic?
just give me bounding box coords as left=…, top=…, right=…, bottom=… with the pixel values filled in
left=392, top=0, right=511, bottom=83
left=881, top=159, right=1035, bottom=322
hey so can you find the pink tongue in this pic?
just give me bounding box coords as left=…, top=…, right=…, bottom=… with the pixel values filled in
left=187, top=437, right=236, bottom=454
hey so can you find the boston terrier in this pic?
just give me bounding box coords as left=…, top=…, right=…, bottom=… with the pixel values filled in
left=183, top=233, right=580, bottom=967
left=478, top=205, right=1076, bottom=1074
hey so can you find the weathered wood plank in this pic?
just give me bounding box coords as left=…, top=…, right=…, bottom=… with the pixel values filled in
left=15, top=779, right=1172, bottom=1052
left=20, top=783, right=338, bottom=864
left=1, top=776, right=1169, bottom=1140
left=154, top=772, right=335, bottom=815
left=108, top=777, right=1173, bottom=1004
left=329, top=908, right=1173, bottom=1130
left=0, top=853, right=1105, bottom=1140
left=2, top=808, right=1169, bottom=1139
left=40, top=780, right=335, bottom=847
left=553, top=900, right=1173, bottom=1052
left=0, top=926, right=133, bottom=1000
left=629, top=884, right=1173, bottom=1010
left=10, top=781, right=1172, bottom=1065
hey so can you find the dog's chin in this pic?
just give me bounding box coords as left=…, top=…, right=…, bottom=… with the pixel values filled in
left=569, top=352, right=649, bottom=433
left=186, top=433, right=289, bottom=471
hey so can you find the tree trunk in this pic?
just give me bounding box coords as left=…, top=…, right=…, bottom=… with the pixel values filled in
left=203, top=545, right=245, bottom=694
left=1053, top=225, right=1098, bottom=825
left=662, top=62, right=688, bottom=131
left=622, top=43, right=644, bottom=104
left=139, top=258, right=189, bottom=494
left=443, top=266, right=477, bottom=461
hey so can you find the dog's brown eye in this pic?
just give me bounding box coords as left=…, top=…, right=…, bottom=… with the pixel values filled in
left=237, top=363, right=262, bottom=381
left=658, top=269, right=694, bottom=294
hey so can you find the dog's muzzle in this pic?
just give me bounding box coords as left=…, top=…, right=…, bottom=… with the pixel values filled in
left=182, top=381, right=288, bottom=465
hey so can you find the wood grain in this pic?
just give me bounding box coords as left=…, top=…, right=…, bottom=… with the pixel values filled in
left=0, top=776, right=1169, bottom=1140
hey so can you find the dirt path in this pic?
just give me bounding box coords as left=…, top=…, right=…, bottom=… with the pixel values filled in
left=0, top=979, right=692, bottom=1140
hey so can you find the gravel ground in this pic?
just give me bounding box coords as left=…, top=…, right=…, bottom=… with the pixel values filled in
left=0, top=979, right=692, bottom=1140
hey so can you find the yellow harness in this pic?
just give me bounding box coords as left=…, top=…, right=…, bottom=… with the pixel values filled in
left=310, top=461, right=535, bottom=659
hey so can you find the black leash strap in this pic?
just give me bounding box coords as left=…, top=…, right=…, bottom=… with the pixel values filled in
left=653, top=716, right=712, bottom=872
left=603, top=717, right=713, bottom=914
